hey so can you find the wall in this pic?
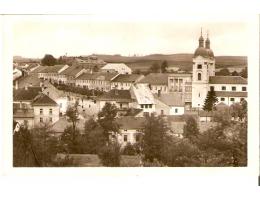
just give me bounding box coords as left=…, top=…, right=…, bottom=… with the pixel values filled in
left=209, top=84, right=247, bottom=92
left=169, top=106, right=185, bottom=115
left=116, top=129, right=142, bottom=146
left=217, top=96, right=247, bottom=106
left=33, top=105, right=59, bottom=125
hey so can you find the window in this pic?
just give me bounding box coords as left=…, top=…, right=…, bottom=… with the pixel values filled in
left=170, top=79, right=173, bottom=83
left=240, top=98, right=245, bottom=102
left=40, top=117, right=43, bottom=123
left=197, top=64, right=202, bottom=69
left=232, top=86, right=236, bottom=91
left=210, top=86, right=214, bottom=91
left=120, top=103, right=123, bottom=109
left=222, top=86, right=226, bottom=91
left=230, top=98, right=235, bottom=101
left=221, top=97, right=225, bottom=101
left=123, top=135, right=127, bottom=142
left=141, top=105, right=144, bottom=108
left=145, top=105, right=148, bottom=108
left=49, top=117, right=52, bottom=122
left=149, top=104, right=152, bottom=108
left=198, top=93, right=200, bottom=97
left=49, top=109, right=52, bottom=115
left=175, top=108, right=178, bottom=113
left=198, top=73, right=202, bottom=81
left=242, top=87, right=246, bottom=91
left=40, top=108, right=43, bottom=114
left=136, top=134, right=141, bottom=142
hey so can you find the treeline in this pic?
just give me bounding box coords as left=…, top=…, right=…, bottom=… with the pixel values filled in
left=13, top=102, right=247, bottom=167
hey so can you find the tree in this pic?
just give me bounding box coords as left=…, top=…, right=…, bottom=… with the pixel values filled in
left=93, top=65, right=99, bottom=72
left=240, top=68, right=248, bottom=78
left=150, top=62, right=160, bottom=73
left=97, top=102, right=119, bottom=142
left=41, top=54, right=57, bottom=66
left=217, top=68, right=230, bottom=76
left=203, top=89, right=218, bottom=112
left=230, top=100, right=247, bottom=121
left=142, top=115, right=168, bottom=162
left=66, top=103, right=80, bottom=138
left=231, top=71, right=239, bottom=76
left=98, top=142, right=121, bottom=166
left=161, top=60, right=168, bottom=73
left=13, top=125, right=74, bottom=167
left=183, top=116, right=200, bottom=143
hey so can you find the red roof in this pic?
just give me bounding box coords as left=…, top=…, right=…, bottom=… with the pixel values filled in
left=13, top=87, right=42, bottom=101
left=215, top=91, right=247, bottom=97
left=138, top=73, right=169, bottom=85
left=32, top=94, right=58, bottom=106
left=209, top=76, right=247, bottom=84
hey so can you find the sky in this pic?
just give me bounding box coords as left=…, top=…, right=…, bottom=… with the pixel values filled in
left=11, top=15, right=249, bottom=58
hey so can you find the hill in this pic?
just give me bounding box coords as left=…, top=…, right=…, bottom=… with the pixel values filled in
left=94, top=54, right=247, bottom=72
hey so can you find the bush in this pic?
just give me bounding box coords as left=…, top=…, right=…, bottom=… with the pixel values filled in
left=98, top=142, right=121, bottom=166
left=122, top=142, right=136, bottom=155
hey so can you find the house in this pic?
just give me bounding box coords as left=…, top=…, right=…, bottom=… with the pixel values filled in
left=38, top=64, right=69, bottom=82
left=101, top=63, right=132, bottom=74
left=13, top=86, right=42, bottom=128
left=32, top=93, right=60, bottom=125
left=131, top=84, right=156, bottom=115
left=13, top=68, right=23, bottom=81
left=97, top=89, right=134, bottom=114
left=137, top=73, right=169, bottom=94
left=154, top=93, right=185, bottom=116
left=114, top=116, right=145, bottom=146
left=209, top=76, right=247, bottom=106
left=14, top=73, right=43, bottom=89
left=111, top=74, right=144, bottom=90
left=75, top=72, right=119, bottom=91
left=57, top=65, right=87, bottom=85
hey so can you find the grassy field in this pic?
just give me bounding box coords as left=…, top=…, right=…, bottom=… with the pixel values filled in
left=62, top=154, right=141, bottom=167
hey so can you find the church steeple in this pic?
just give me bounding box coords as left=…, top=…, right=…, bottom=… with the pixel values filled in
left=205, top=30, right=210, bottom=49
left=199, top=28, right=204, bottom=47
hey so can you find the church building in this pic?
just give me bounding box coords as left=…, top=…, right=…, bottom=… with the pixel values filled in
left=192, top=30, right=247, bottom=109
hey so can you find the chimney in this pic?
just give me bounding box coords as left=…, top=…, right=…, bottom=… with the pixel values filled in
left=158, top=89, right=161, bottom=97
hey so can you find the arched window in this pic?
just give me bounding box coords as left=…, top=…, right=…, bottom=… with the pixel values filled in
left=198, top=73, right=202, bottom=81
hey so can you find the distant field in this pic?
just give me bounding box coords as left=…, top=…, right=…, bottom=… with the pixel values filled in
left=14, top=54, right=247, bottom=72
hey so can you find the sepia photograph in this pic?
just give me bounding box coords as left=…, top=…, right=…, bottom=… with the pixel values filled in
left=10, top=16, right=249, bottom=167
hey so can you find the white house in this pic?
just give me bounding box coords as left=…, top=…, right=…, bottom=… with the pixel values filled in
left=38, top=64, right=69, bottom=82
left=111, top=74, right=144, bottom=90
left=131, top=84, right=156, bottom=115
left=32, top=93, right=60, bottom=125
left=114, top=116, right=145, bottom=146
left=154, top=93, right=185, bottom=116
left=138, top=73, right=169, bottom=94
left=101, top=63, right=132, bottom=74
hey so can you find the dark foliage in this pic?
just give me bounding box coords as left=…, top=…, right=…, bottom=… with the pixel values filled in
left=98, top=142, right=121, bottom=166
left=41, top=54, right=57, bottom=66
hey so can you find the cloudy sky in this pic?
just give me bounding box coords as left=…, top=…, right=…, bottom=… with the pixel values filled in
left=11, top=15, right=248, bottom=58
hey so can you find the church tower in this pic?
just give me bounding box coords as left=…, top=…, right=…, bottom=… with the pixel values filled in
left=192, top=29, right=215, bottom=109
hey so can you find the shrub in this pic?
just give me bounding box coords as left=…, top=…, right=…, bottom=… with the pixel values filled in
left=98, top=142, right=121, bottom=167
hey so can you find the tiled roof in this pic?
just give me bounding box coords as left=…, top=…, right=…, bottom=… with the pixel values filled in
left=154, top=93, right=184, bottom=107
left=76, top=72, right=118, bottom=81
left=102, top=63, right=130, bottom=70
left=215, top=91, right=247, bottom=97
left=13, top=87, right=42, bottom=101
left=209, top=76, right=247, bottom=84
left=51, top=117, right=86, bottom=133
left=98, top=89, right=133, bottom=102
left=138, top=73, right=169, bottom=85
left=31, top=65, right=49, bottom=73
left=59, top=65, right=85, bottom=76
left=32, top=94, right=58, bottom=106
left=111, top=74, right=143, bottom=83
left=16, top=73, right=42, bottom=88
left=116, top=116, right=145, bottom=130
left=131, top=84, right=155, bottom=104
left=13, top=109, right=34, bottom=118
left=40, top=65, right=66, bottom=73
left=125, top=108, right=143, bottom=117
